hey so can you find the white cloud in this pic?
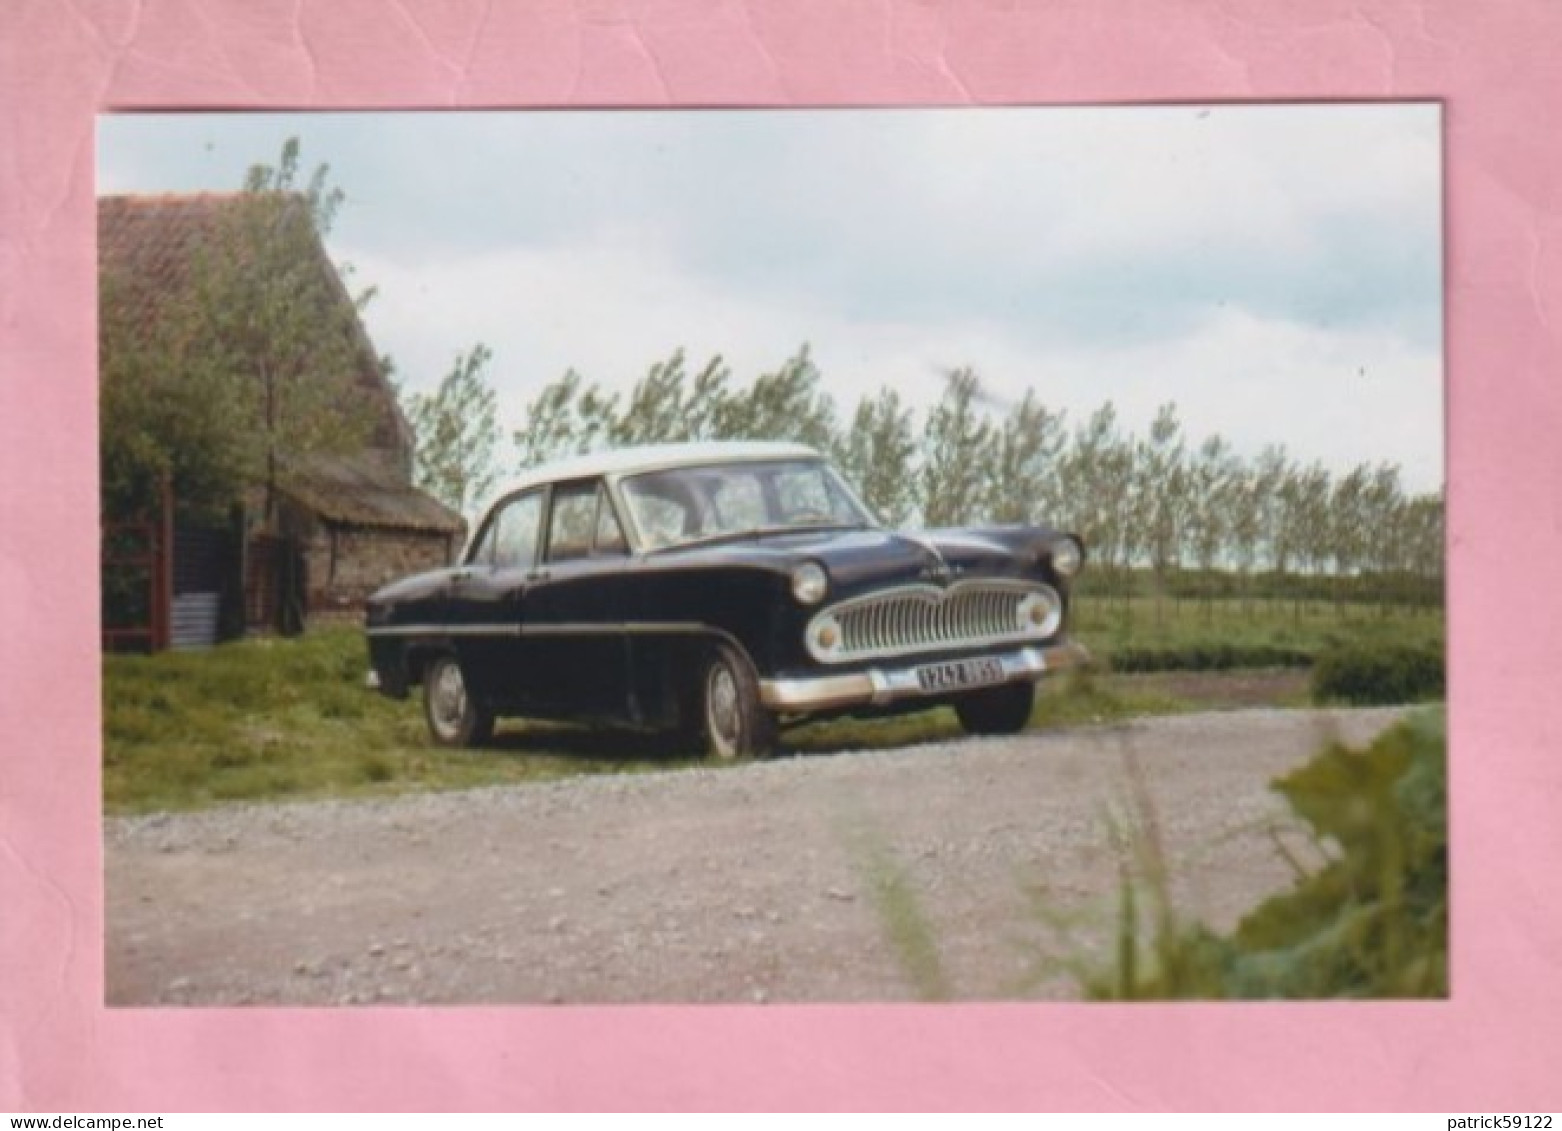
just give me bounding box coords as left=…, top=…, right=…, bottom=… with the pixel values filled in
left=98, top=106, right=1442, bottom=493
left=348, top=232, right=1443, bottom=493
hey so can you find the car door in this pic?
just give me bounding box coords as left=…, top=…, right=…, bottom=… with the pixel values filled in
left=447, top=487, right=546, bottom=710
left=521, top=478, right=633, bottom=718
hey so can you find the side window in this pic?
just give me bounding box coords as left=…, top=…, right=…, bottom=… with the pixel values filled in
left=488, top=491, right=543, bottom=570
left=546, top=483, right=599, bottom=563
left=594, top=490, right=629, bottom=555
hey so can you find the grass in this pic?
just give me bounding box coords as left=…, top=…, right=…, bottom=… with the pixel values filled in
left=1073, top=595, right=1444, bottom=670
left=843, top=818, right=952, bottom=1002
left=102, top=629, right=699, bottom=813
left=103, top=595, right=1443, bottom=813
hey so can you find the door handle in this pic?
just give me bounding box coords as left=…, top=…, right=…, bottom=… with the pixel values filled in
left=526, top=568, right=551, bottom=582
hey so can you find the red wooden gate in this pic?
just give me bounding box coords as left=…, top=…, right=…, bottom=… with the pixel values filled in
left=101, top=473, right=173, bottom=653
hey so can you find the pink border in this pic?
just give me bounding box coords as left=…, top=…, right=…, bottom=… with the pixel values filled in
left=3, top=0, right=1560, bottom=1112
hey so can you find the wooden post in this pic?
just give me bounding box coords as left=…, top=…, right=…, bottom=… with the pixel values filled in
left=153, top=469, right=173, bottom=651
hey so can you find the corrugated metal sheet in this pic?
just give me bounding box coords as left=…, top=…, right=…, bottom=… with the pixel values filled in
left=170, top=593, right=221, bottom=650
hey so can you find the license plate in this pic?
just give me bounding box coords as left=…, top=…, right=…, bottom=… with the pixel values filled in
left=915, top=656, right=1005, bottom=693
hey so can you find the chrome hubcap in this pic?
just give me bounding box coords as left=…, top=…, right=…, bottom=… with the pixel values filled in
left=707, top=665, right=741, bottom=756
left=432, top=663, right=467, bottom=735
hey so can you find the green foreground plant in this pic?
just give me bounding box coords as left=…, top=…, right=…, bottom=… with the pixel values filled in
left=1086, top=708, right=1447, bottom=999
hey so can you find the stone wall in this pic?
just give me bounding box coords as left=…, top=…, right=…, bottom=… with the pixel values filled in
left=304, top=524, right=463, bottom=614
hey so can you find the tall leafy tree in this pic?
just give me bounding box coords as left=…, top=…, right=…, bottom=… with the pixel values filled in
left=1402, top=491, right=1446, bottom=609
left=513, top=369, right=619, bottom=468
left=1062, top=402, right=1136, bottom=602
left=1329, top=464, right=1373, bottom=612
left=920, top=369, right=994, bottom=527
left=713, top=344, right=837, bottom=450
left=101, top=137, right=379, bottom=525
left=611, top=349, right=703, bottom=446
left=1135, top=403, right=1188, bottom=613
left=838, top=388, right=919, bottom=525
left=988, top=390, right=1067, bottom=525
left=408, top=344, right=501, bottom=517
left=1252, top=444, right=1293, bottom=579
left=1291, top=462, right=1335, bottom=614
left=99, top=267, right=252, bottom=521
left=1184, top=435, right=1238, bottom=615
left=1361, top=464, right=1406, bottom=610
left=193, top=138, right=379, bottom=525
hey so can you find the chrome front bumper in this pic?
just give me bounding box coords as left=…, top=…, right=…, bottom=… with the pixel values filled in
left=758, top=640, right=1090, bottom=713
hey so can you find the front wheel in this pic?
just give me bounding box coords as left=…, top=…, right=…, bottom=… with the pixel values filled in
left=954, top=681, right=1036, bottom=736
left=698, top=644, right=777, bottom=761
left=423, top=654, right=495, bottom=748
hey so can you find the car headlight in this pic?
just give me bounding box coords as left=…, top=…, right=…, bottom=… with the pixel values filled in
left=790, top=562, right=829, bottom=605
left=1051, top=537, right=1083, bottom=578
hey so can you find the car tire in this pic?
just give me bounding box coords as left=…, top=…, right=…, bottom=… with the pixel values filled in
left=954, top=681, right=1036, bottom=736
left=698, top=644, right=776, bottom=761
left=423, top=653, right=495, bottom=748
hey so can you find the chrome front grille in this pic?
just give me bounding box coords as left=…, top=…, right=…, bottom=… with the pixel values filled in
left=805, top=580, right=1062, bottom=664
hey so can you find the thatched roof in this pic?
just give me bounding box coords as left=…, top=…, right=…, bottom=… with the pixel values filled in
left=281, top=453, right=464, bottom=534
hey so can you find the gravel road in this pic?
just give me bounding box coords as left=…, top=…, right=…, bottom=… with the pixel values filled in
left=105, top=707, right=1405, bottom=1005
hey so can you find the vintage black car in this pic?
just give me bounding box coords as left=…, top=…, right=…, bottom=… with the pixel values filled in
left=365, top=441, right=1087, bottom=759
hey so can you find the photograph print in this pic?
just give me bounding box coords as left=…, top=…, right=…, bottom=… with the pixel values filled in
left=98, top=104, right=1445, bottom=1005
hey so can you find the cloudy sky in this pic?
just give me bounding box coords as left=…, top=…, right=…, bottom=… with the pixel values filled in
left=97, top=105, right=1444, bottom=492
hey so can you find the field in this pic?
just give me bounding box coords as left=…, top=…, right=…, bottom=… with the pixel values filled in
left=101, top=596, right=1444, bottom=814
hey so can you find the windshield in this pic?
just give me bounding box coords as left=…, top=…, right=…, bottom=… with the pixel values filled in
left=619, top=459, right=876, bottom=551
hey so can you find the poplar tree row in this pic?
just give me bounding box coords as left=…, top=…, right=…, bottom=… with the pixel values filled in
left=412, top=344, right=1444, bottom=608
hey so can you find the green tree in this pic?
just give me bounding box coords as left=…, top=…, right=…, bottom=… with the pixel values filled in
left=1360, top=464, right=1406, bottom=611
left=838, top=388, right=918, bottom=525
left=193, top=137, right=379, bottom=525
left=1329, top=464, right=1372, bottom=613
left=101, top=137, right=378, bottom=526
left=713, top=345, right=837, bottom=450
left=99, top=267, right=251, bottom=522
left=1285, top=462, right=1334, bottom=616
left=1184, top=435, right=1238, bottom=615
left=1402, top=491, right=1446, bottom=609
left=920, top=369, right=994, bottom=526
left=1062, top=402, right=1134, bottom=604
left=988, top=390, right=1067, bottom=526
left=408, top=344, right=501, bottom=516
left=1135, top=403, right=1188, bottom=614
left=513, top=369, right=619, bottom=469
left=611, top=349, right=705, bottom=446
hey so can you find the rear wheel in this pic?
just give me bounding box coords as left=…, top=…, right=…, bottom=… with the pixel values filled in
left=423, top=654, right=495, bottom=748
left=698, top=644, right=776, bottom=761
left=954, top=682, right=1036, bottom=736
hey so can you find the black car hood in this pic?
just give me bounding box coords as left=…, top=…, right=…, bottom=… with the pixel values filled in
left=650, top=526, right=1039, bottom=595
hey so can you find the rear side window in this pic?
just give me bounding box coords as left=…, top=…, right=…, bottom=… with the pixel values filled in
left=547, top=481, right=628, bottom=562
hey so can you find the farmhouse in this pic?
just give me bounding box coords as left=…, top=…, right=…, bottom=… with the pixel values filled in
left=99, top=193, right=463, bottom=641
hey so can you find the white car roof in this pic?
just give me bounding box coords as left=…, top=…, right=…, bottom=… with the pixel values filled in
left=491, top=440, right=823, bottom=501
